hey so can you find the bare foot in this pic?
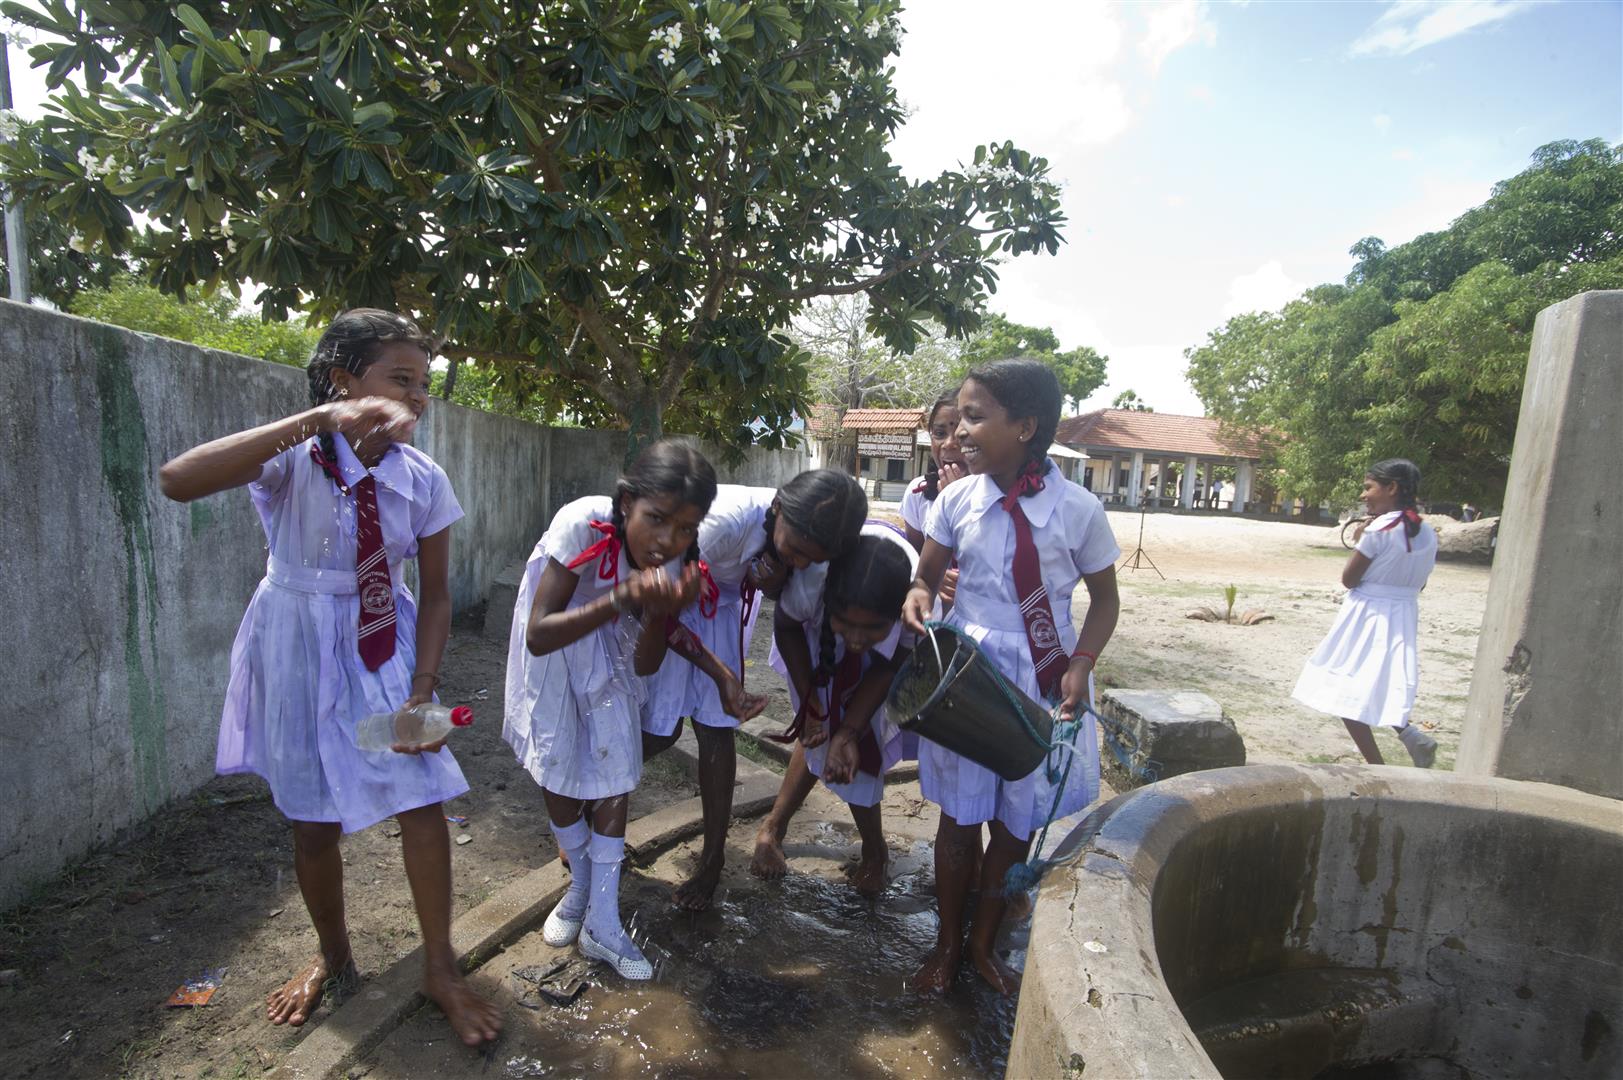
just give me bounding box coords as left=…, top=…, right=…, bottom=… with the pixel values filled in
left=749, top=825, right=788, bottom=880
left=422, top=964, right=503, bottom=1046
left=267, top=953, right=356, bottom=1026
left=969, top=943, right=1021, bottom=997
left=673, top=855, right=724, bottom=910
left=846, top=850, right=889, bottom=898
left=912, top=941, right=960, bottom=995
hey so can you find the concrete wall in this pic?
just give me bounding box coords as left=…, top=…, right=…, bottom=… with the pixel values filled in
left=0, top=301, right=806, bottom=907
left=1458, top=291, right=1623, bottom=798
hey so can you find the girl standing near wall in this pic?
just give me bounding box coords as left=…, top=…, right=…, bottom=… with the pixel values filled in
left=157, top=309, right=502, bottom=1045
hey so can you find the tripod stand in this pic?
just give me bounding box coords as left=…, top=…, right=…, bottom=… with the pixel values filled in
left=1117, top=503, right=1164, bottom=579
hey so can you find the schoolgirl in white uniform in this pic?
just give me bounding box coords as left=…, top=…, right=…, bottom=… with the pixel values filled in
left=750, top=524, right=917, bottom=895
left=159, top=309, right=501, bottom=1046
left=506, top=439, right=715, bottom=979
left=902, top=358, right=1122, bottom=997
left=1293, top=458, right=1439, bottom=767
left=643, top=469, right=868, bottom=910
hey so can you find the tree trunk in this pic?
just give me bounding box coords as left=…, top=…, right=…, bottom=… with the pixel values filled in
left=440, top=355, right=461, bottom=400
left=824, top=432, right=858, bottom=475
left=621, top=391, right=664, bottom=468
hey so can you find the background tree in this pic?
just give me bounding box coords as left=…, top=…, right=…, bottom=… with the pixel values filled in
left=1185, top=139, right=1623, bottom=507
left=957, top=311, right=1107, bottom=410
left=1111, top=388, right=1151, bottom=411
left=788, top=293, right=959, bottom=471
left=0, top=0, right=1065, bottom=459
left=69, top=275, right=319, bottom=365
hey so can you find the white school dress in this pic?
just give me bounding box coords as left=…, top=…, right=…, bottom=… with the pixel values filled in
left=643, top=485, right=775, bottom=736
left=1291, top=512, right=1438, bottom=728
left=899, top=474, right=932, bottom=536
left=216, top=435, right=468, bottom=833
left=768, top=521, right=917, bottom=807
left=920, top=461, right=1121, bottom=840
left=505, top=497, right=683, bottom=799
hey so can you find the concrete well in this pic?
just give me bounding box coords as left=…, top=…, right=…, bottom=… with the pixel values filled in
left=1009, top=764, right=1623, bottom=1079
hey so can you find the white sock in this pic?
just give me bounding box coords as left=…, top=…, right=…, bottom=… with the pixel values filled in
left=550, top=817, right=592, bottom=921
left=584, top=831, right=638, bottom=954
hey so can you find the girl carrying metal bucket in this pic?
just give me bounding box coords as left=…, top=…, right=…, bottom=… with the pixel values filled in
left=901, top=358, right=1122, bottom=996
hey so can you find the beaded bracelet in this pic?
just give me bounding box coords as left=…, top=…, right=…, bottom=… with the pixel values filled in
left=412, top=671, right=442, bottom=686
left=1073, top=650, right=1098, bottom=665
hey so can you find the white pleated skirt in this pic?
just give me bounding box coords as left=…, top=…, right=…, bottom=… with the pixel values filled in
left=1292, top=585, right=1421, bottom=729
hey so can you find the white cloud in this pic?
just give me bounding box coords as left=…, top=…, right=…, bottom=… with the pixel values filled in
left=1140, top=0, right=1217, bottom=74
left=1189, top=83, right=1215, bottom=102
left=1391, top=147, right=1416, bottom=161
left=1372, top=113, right=1393, bottom=133
left=1349, top=1, right=1545, bottom=58
left=1165, top=193, right=1190, bottom=208
left=1070, top=80, right=1133, bottom=145
left=1220, top=260, right=1305, bottom=320
left=1360, top=174, right=1495, bottom=246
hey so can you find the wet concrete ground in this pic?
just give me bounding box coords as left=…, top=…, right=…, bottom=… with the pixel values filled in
left=360, top=780, right=1023, bottom=1079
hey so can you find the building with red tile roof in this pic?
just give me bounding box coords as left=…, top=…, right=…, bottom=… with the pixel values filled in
left=1056, top=408, right=1271, bottom=511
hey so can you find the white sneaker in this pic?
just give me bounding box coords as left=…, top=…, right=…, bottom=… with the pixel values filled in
left=542, top=904, right=584, bottom=947
left=579, top=926, right=654, bottom=980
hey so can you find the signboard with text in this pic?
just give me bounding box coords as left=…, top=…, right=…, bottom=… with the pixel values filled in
left=857, top=433, right=915, bottom=458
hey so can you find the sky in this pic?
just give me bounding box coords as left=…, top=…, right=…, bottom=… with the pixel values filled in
left=2, top=2, right=1619, bottom=416
left=883, top=0, right=1622, bottom=414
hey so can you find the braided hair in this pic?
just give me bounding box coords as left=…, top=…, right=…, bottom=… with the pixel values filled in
left=816, top=534, right=913, bottom=681
left=610, top=439, right=718, bottom=568
left=1367, top=458, right=1423, bottom=541
left=305, top=308, right=432, bottom=488
left=920, top=391, right=960, bottom=502
left=761, top=467, right=868, bottom=565
left=963, top=357, right=1062, bottom=496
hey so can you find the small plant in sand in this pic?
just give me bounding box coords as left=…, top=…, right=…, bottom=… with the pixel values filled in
left=1187, top=584, right=1274, bottom=625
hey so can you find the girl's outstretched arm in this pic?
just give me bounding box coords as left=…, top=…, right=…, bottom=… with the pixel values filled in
left=1059, top=566, right=1121, bottom=722
left=901, top=538, right=952, bottom=634
left=665, top=623, right=767, bottom=720
left=158, top=399, right=416, bottom=503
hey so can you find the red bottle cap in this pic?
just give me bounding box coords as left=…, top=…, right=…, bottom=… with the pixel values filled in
left=450, top=706, right=474, bottom=727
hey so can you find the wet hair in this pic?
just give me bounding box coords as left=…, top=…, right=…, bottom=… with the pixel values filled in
left=762, top=468, right=867, bottom=562
left=921, top=391, right=960, bottom=502
left=611, top=439, right=718, bottom=566
left=1367, top=458, right=1423, bottom=540
left=306, top=308, right=432, bottom=486
left=816, top=533, right=913, bottom=681
left=962, top=357, right=1061, bottom=491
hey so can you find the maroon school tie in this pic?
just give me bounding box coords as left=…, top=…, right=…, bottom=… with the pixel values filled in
left=311, top=443, right=396, bottom=671
left=999, top=463, right=1068, bottom=701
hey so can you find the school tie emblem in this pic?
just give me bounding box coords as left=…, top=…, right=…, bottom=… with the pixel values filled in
left=1000, top=463, right=1068, bottom=701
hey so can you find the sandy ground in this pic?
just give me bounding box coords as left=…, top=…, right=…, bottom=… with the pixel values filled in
left=0, top=512, right=1491, bottom=1077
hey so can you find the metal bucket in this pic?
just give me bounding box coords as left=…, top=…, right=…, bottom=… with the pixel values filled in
left=886, top=623, right=1053, bottom=782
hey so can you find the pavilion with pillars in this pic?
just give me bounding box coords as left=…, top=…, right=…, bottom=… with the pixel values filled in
left=1055, top=408, right=1268, bottom=512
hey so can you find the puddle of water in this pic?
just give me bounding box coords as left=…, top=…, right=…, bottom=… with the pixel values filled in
left=493, top=851, right=1018, bottom=1078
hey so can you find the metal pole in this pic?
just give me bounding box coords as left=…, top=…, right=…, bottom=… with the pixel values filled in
left=0, top=39, right=30, bottom=303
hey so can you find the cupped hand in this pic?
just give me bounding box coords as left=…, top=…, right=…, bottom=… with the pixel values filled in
left=822, top=733, right=860, bottom=784
left=720, top=676, right=768, bottom=721
left=322, top=397, right=418, bottom=445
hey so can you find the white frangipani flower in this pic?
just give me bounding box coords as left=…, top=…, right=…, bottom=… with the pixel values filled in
left=658, top=45, right=676, bottom=65
left=704, top=23, right=721, bottom=42
left=707, top=49, right=720, bottom=66
left=425, top=76, right=441, bottom=93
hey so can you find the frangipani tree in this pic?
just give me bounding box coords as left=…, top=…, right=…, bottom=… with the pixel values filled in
left=0, top=0, right=1066, bottom=453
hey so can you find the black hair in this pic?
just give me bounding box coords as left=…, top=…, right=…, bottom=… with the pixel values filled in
left=762, top=468, right=867, bottom=562
left=921, top=391, right=960, bottom=502
left=1367, top=458, right=1423, bottom=540
left=306, top=308, right=432, bottom=487
left=816, top=533, right=913, bottom=681
left=610, top=439, right=718, bottom=567
left=963, top=357, right=1062, bottom=492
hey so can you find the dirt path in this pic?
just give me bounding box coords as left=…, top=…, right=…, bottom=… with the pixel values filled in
left=0, top=514, right=1492, bottom=1077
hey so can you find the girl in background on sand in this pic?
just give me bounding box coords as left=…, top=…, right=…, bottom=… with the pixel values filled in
left=644, top=469, right=867, bottom=909
left=750, top=526, right=917, bottom=893
left=158, top=309, right=501, bottom=1045
left=1292, top=458, right=1439, bottom=768
left=506, top=439, right=728, bottom=979
left=902, top=357, right=1121, bottom=996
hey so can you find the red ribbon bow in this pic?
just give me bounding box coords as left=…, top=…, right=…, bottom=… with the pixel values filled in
left=1376, top=508, right=1423, bottom=551
left=566, top=520, right=622, bottom=585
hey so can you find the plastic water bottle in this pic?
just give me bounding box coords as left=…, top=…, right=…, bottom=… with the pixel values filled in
left=355, top=704, right=473, bottom=751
